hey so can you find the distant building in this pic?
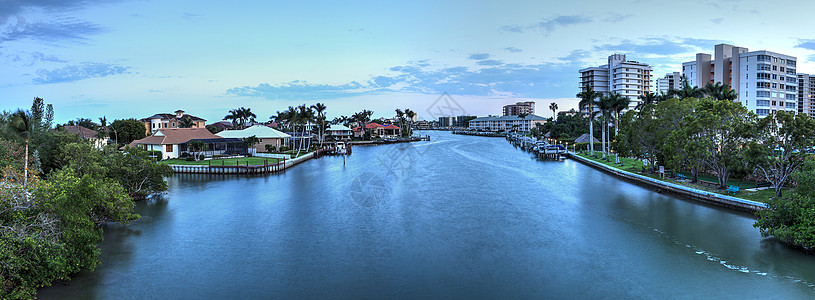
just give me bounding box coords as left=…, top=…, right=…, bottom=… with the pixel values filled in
left=326, top=126, right=353, bottom=141
left=207, top=121, right=233, bottom=132
left=798, top=74, right=815, bottom=117
left=62, top=126, right=107, bottom=149
left=579, top=54, right=652, bottom=110
left=558, top=109, right=578, bottom=117
left=455, top=115, right=476, bottom=127
left=682, top=43, right=797, bottom=117
left=438, top=116, right=455, bottom=127
left=140, top=110, right=207, bottom=134
left=467, top=115, right=547, bottom=133
left=502, top=101, right=535, bottom=116
left=656, top=72, right=682, bottom=95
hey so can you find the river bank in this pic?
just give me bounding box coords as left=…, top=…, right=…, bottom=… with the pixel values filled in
left=567, top=152, right=766, bottom=212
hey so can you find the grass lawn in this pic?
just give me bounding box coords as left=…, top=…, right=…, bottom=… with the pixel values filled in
left=574, top=152, right=782, bottom=203
left=160, top=157, right=283, bottom=166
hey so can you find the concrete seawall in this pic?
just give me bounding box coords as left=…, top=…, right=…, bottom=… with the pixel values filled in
left=567, top=152, right=766, bottom=213
left=169, top=152, right=317, bottom=175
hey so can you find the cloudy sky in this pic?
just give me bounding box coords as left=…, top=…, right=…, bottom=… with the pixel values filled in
left=3, top=0, right=815, bottom=123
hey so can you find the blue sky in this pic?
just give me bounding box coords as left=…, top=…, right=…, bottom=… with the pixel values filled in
left=3, top=0, right=815, bottom=123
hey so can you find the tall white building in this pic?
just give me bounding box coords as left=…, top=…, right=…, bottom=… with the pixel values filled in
left=656, top=72, right=682, bottom=95
left=681, top=44, right=797, bottom=117
left=798, top=74, right=815, bottom=117
left=579, top=54, right=653, bottom=110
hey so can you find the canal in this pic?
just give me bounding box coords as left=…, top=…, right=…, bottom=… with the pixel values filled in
left=39, top=131, right=815, bottom=298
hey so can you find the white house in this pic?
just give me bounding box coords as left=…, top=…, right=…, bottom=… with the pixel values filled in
left=326, top=125, right=353, bottom=140
left=216, top=125, right=291, bottom=152
left=128, top=128, right=222, bottom=159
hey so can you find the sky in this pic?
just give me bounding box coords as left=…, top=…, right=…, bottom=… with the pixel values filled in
left=3, top=0, right=815, bottom=124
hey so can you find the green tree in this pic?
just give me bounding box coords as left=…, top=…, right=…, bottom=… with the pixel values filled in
left=754, top=159, right=815, bottom=250
left=108, top=118, right=147, bottom=146
left=188, top=140, right=206, bottom=161
left=9, top=110, right=32, bottom=186
left=243, top=136, right=260, bottom=156
left=312, top=103, right=327, bottom=145
left=549, top=102, right=558, bottom=120
left=178, top=116, right=194, bottom=128
left=747, top=111, right=815, bottom=197
left=692, top=98, right=757, bottom=189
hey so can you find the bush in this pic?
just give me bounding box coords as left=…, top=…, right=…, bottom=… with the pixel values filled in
left=185, top=157, right=195, bottom=161
left=265, top=144, right=277, bottom=153
left=279, top=146, right=290, bottom=152
left=147, top=150, right=162, bottom=158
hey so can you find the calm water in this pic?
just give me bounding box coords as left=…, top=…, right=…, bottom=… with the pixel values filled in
left=40, top=131, right=815, bottom=299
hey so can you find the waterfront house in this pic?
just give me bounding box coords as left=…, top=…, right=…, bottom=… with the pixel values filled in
left=140, top=110, right=207, bottom=135
left=467, top=115, right=547, bottom=133
left=129, top=128, right=224, bottom=159
left=326, top=125, right=353, bottom=141
left=353, top=123, right=385, bottom=138
left=62, top=125, right=107, bottom=149
left=216, top=125, right=291, bottom=153
left=207, top=121, right=233, bottom=132
left=382, top=124, right=401, bottom=138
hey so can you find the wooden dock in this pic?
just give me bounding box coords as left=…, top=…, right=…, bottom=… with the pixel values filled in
left=168, top=149, right=324, bottom=175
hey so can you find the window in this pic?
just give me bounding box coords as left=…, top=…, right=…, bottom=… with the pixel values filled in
left=787, top=93, right=797, bottom=100
left=772, top=83, right=777, bottom=89
left=773, top=65, right=778, bottom=71
left=772, top=101, right=777, bottom=106
left=787, top=102, right=797, bottom=109
left=758, top=64, right=771, bottom=71
left=772, top=74, right=777, bottom=80
left=780, top=67, right=785, bottom=72
left=757, top=81, right=771, bottom=89
left=165, top=145, right=172, bottom=152
left=756, top=72, right=771, bottom=80
left=756, top=109, right=770, bottom=116
left=788, top=60, right=797, bottom=67
left=757, top=100, right=770, bottom=107
left=757, top=90, right=771, bottom=97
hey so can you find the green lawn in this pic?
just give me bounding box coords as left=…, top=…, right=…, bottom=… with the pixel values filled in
left=160, top=157, right=283, bottom=166
left=574, top=152, right=782, bottom=203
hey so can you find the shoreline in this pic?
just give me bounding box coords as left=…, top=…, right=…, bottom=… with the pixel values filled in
left=566, top=152, right=766, bottom=213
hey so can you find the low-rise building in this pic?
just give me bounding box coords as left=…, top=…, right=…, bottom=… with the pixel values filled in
left=62, top=126, right=107, bottom=149
left=656, top=72, right=682, bottom=95
left=467, top=115, right=547, bottom=133
left=216, top=125, right=291, bottom=153
left=326, top=126, right=353, bottom=141
left=140, top=110, right=207, bottom=134
left=503, top=101, right=535, bottom=116
left=128, top=128, right=240, bottom=159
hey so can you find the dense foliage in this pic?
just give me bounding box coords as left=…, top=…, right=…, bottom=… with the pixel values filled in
left=0, top=99, right=170, bottom=298
left=755, top=160, right=815, bottom=250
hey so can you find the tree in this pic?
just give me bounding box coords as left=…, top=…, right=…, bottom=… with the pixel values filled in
left=105, top=146, right=173, bottom=200
left=243, top=135, right=260, bottom=156
left=108, top=118, right=147, bottom=146
left=747, top=111, right=815, bottom=197
left=312, top=103, right=327, bottom=146
left=596, top=94, right=616, bottom=159
left=692, top=98, right=757, bottom=189
left=669, top=75, right=702, bottom=99
left=188, top=140, right=206, bottom=161
left=577, top=86, right=601, bottom=156
left=636, top=92, right=658, bottom=110
left=549, top=102, right=558, bottom=120
left=754, top=159, right=815, bottom=250
left=610, top=93, right=630, bottom=163
left=43, top=104, right=54, bottom=130
left=67, top=118, right=98, bottom=130
left=30, top=97, right=44, bottom=130
left=9, top=110, right=32, bottom=186
left=405, top=109, right=416, bottom=136
left=178, top=116, right=194, bottom=128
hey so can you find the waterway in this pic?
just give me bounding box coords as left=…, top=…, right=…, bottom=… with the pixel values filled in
left=39, top=131, right=815, bottom=298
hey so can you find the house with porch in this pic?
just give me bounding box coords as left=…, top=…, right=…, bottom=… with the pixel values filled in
left=128, top=128, right=242, bottom=159
left=326, top=125, right=353, bottom=141
left=216, top=125, right=291, bottom=153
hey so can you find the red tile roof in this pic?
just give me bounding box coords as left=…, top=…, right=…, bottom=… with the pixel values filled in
left=63, top=126, right=100, bottom=139
left=365, top=123, right=385, bottom=129
left=128, top=128, right=221, bottom=147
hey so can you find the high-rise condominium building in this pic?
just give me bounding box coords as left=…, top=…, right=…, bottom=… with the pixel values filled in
left=656, top=72, right=682, bottom=95
left=502, top=101, right=535, bottom=116
left=798, top=74, right=815, bottom=118
left=579, top=54, right=653, bottom=110
left=681, top=43, right=797, bottom=117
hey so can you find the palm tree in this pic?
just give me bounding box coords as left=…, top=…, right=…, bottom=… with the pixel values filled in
left=311, top=103, right=327, bottom=146
left=549, top=102, right=558, bottom=120
left=597, top=94, right=617, bottom=159
left=243, top=135, right=260, bottom=156
left=669, top=75, right=702, bottom=99
left=240, top=107, right=257, bottom=128
left=702, top=82, right=737, bottom=101
left=179, top=116, right=194, bottom=128
left=577, top=86, right=601, bottom=156
left=405, top=109, right=416, bottom=137
left=295, top=105, right=315, bottom=156
left=10, top=110, right=32, bottom=186
left=224, top=109, right=241, bottom=129
left=518, top=113, right=528, bottom=133
left=636, top=92, right=658, bottom=110
left=395, top=109, right=405, bottom=137
left=610, top=93, right=630, bottom=163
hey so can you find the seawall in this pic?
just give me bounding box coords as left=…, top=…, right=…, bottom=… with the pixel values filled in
left=567, top=152, right=766, bottom=213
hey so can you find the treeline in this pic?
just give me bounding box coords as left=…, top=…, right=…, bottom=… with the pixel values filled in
left=0, top=98, right=171, bottom=298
